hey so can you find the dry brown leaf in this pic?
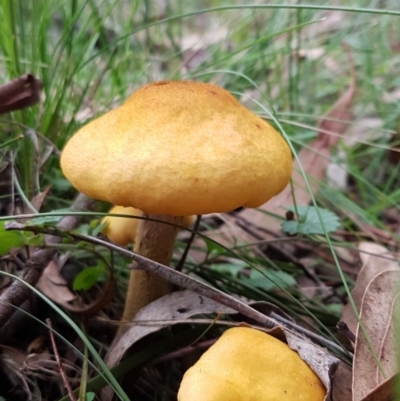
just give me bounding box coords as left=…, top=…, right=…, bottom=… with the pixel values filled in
left=105, top=290, right=236, bottom=368
left=343, top=117, right=385, bottom=147
left=331, top=362, right=353, bottom=401
left=285, top=329, right=339, bottom=393
left=36, top=260, right=76, bottom=305
left=352, top=270, right=400, bottom=401
left=27, top=335, right=47, bottom=354
left=29, top=186, right=51, bottom=213
left=0, top=74, right=42, bottom=114
left=0, top=345, right=31, bottom=398
left=341, top=243, right=399, bottom=335
left=360, top=373, right=398, bottom=401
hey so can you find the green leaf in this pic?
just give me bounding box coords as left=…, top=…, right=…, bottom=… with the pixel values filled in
left=209, top=261, right=248, bottom=276
left=91, top=220, right=107, bottom=237
left=85, top=392, right=96, bottom=401
left=26, top=208, right=71, bottom=225
left=0, top=221, right=41, bottom=255
left=323, top=303, right=342, bottom=316
left=281, top=206, right=340, bottom=235
left=204, top=238, right=226, bottom=257
left=73, top=264, right=106, bottom=291
left=243, top=269, right=296, bottom=291
left=77, top=220, right=106, bottom=237
left=77, top=223, right=90, bottom=236
left=26, top=235, right=43, bottom=247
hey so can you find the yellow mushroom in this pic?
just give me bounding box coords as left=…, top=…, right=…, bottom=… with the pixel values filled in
left=178, top=327, right=326, bottom=401
left=61, top=81, right=291, bottom=216
left=101, top=205, right=194, bottom=246
left=101, top=206, right=141, bottom=246
left=61, top=81, right=292, bottom=320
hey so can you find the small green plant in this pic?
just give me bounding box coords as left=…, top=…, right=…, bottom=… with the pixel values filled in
left=0, top=221, right=41, bottom=255
left=243, top=269, right=296, bottom=291
left=281, top=206, right=341, bottom=235
left=85, top=393, right=95, bottom=401
left=72, top=263, right=106, bottom=291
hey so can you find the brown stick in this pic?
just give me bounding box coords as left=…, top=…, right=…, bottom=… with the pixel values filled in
left=0, top=193, right=94, bottom=326
left=122, top=214, right=183, bottom=322
left=46, top=318, right=77, bottom=401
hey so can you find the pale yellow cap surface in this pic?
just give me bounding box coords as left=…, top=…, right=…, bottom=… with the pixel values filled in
left=61, top=81, right=292, bottom=216
left=101, top=205, right=194, bottom=245
left=101, top=206, right=141, bottom=246
left=178, top=327, right=326, bottom=401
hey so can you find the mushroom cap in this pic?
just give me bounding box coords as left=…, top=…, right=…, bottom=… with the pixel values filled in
left=101, top=205, right=194, bottom=245
left=178, top=327, right=326, bottom=401
left=61, top=81, right=292, bottom=216
left=101, top=206, right=141, bottom=246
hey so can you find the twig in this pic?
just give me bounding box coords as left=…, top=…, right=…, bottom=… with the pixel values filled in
left=176, top=214, right=202, bottom=272
left=0, top=193, right=95, bottom=326
left=5, top=223, right=348, bottom=355
left=46, top=318, right=77, bottom=401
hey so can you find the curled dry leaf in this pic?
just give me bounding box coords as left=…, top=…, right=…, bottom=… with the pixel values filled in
left=341, top=242, right=399, bottom=336
left=37, top=260, right=76, bottom=305
left=284, top=329, right=339, bottom=395
left=104, top=290, right=339, bottom=401
left=53, top=260, right=115, bottom=316
left=105, top=290, right=236, bottom=368
left=60, top=271, right=115, bottom=316
left=352, top=270, right=400, bottom=401
left=38, top=257, right=115, bottom=316
left=28, top=186, right=52, bottom=214
left=0, top=74, right=42, bottom=114
left=105, top=291, right=293, bottom=370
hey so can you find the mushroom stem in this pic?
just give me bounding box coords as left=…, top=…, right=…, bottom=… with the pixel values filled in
left=121, top=214, right=184, bottom=322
